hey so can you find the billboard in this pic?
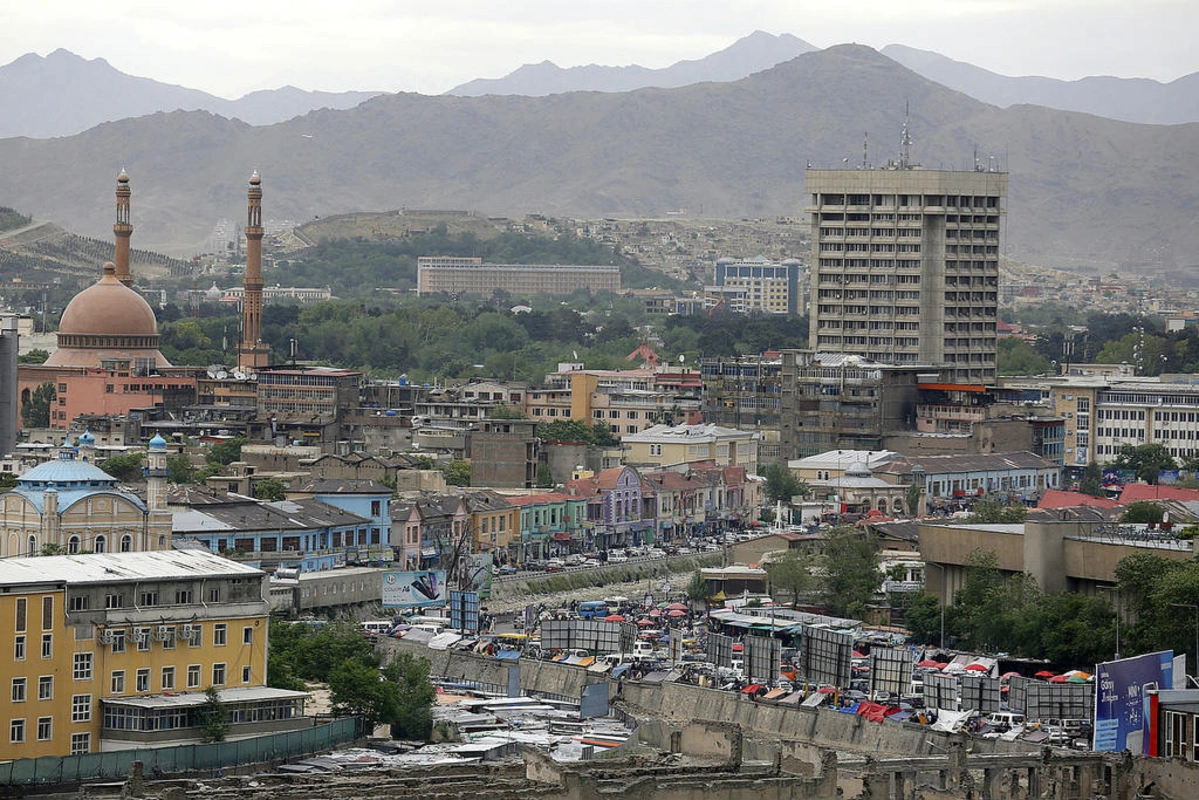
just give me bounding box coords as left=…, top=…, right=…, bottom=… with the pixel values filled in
left=745, top=635, right=781, bottom=684
left=800, top=627, right=854, bottom=688
left=959, top=674, right=1002, bottom=714
left=382, top=569, right=447, bottom=608
left=1094, top=651, right=1174, bottom=754
left=448, top=590, right=480, bottom=633
left=869, top=647, right=915, bottom=697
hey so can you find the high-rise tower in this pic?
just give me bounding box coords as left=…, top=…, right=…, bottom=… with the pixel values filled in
left=237, top=170, right=270, bottom=371
left=806, top=164, right=1007, bottom=384
left=113, top=168, right=133, bottom=287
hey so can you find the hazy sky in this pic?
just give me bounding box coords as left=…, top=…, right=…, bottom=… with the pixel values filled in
left=3, top=0, right=1194, bottom=98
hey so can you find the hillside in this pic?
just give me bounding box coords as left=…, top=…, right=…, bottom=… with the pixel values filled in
left=0, top=49, right=383, bottom=139
left=0, top=45, right=1196, bottom=276
left=446, top=30, right=817, bottom=96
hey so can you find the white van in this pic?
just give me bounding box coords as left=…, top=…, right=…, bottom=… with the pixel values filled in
left=359, top=620, right=394, bottom=639
left=985, top=711, right=1025, bottom=731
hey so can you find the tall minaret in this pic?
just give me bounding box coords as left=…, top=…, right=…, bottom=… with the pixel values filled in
left=113, top=168, right=133, bottom=287
left=237, top=170, right=270, bottom=370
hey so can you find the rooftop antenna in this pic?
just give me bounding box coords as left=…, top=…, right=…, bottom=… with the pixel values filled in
left=974, top=144, right=980, bottom=172
left=862, top=131, right=869, bottom=169
left=899, top=101, right=913, bottom=169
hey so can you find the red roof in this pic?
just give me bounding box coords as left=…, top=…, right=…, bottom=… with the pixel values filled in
left=1037, top=489, right=1120, bottom=510
left=1119, top=484, right=1199, bottom=504
left=506, top=493, right=571, bottom=507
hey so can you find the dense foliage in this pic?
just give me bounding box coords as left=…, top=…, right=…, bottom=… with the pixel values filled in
left=820, top=527, right=882, bottom=618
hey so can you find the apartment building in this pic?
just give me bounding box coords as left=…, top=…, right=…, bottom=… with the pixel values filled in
left=806, top=166, right=1006, bottom=383
left=416, top=256, right=620, bottom=297
left=712, top=256, right=803, bottom=314
left=0, top=549, right=304, bottom=758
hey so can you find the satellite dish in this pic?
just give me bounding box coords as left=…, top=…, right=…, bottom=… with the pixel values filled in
left=679, top=354, right=686, bottom=364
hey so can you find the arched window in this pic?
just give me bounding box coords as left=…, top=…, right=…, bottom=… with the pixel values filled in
left=120, top=534, right=133, bottom=552
left=27, top=535, right=37, bottom=556
left=68, top=535, right=81, bottom=554
left=877, top=499, right=888, bottom=514
left=94, top=535, right=107, bottom=553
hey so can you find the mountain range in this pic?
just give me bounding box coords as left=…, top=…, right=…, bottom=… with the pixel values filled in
left=445, top=31, right=819, bottom=97
left=0, top=49, right=383, bottom=139
left=1, top=44, right=1196, bottom=279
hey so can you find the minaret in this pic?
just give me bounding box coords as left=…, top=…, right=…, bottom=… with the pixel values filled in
left=114, top=168, right=133, bottom=287
left=237, top=170, right=270, bottom=370
left=145, top=434, right=168, bottom=513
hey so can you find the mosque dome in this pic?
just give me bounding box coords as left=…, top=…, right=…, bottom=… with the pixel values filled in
left=44, top=263, right=171, bottom=368
left=844, top=462, right=872, bottom=478
left=148, top=434, right=167, bottom=452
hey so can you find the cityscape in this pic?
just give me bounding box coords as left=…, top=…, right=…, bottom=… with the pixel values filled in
left=3, top=12, right=1199, bottom=800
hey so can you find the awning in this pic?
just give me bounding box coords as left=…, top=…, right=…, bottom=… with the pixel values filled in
left=495, top=649, right=521, bottom=661
left=741, top=684, right=764, bottom=695
left=552, top=532, right=572, bottom=541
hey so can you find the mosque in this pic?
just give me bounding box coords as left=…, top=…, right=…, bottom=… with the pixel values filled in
left=0, top=431, right=173, bottom=557
left=16, top=170, right=269, bottom=430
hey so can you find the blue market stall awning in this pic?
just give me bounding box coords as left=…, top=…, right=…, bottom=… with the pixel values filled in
left=495, top=649, right=521, bottom=661
left=612, top=663, right=632, bottom=679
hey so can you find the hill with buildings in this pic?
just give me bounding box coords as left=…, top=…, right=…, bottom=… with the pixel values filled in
left=0, top=45, right=1196, bottom=276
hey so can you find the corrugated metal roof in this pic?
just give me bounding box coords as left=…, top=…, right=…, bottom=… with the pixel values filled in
left=0, top=549, right=262, bottom=587
left=102, top=686, right=308, bottom=708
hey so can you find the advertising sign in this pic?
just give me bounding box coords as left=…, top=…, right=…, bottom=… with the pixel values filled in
left=1094, top=651, right=1174, bottom=753
left=449, top=590, right=480, bottom=633
left=382, top=569, right=447, bottom=608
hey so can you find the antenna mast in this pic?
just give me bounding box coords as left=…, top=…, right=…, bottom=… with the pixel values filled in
left=899, top=102, right=913, bottom=169
left=862, top=131, right=869, bottom=169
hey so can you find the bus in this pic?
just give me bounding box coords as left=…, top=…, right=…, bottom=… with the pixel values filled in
left=578, top=600, right=609, bottom=620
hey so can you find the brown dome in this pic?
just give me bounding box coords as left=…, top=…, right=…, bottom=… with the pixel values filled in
left=44, top=263, right=171, bottom=369
left=58, top=263, right=158, bottom=337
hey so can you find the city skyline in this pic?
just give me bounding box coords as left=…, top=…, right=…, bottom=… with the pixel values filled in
left=1, top=0, right=1195, bottom=99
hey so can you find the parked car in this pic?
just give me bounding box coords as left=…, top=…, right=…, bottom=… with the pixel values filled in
left=544, top=558, right=566, bottom=572
left=607, top=552, right=629, bottom=563
left=497, top=564, right=519, bottom=575
left=647, top=548, right=666, bottom=559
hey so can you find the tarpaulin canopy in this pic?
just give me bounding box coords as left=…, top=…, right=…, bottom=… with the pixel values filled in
left=495, top=649, right=521, bottom=660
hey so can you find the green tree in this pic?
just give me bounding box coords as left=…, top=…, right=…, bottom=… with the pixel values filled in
left=0, top=472, right=15, bottom=490
left=16, top=349, right=48, bottom=364
left=21, top=382, right=54, bottom=428
left=1121, top=501, right=1165, bottom=524
left=40, top=542, right=67, bottom=556
left=208, top=436, right=248, bottom=466
left=765, top=549, right=813, bottom=608
left=166, top=453, right=196, bottom=484
left=1078, top=462, right=1105, bottom=497
left=100, top=451, right=144, bottom=482
left=538, top=419, right=596, bottom=443
left=486, top=404, right=526, bottom=419
left=384, top=652, right=437, bottom=740
left=820, top=527, right=882, bottom=617
left=762, top=462, right=804, bottom=505
left=443, top=460, right=471, bottom=487
left=902, top=592, right=943, bottom=645
left=535, top=463, right=554, bottom=488
left=199, top=686, right=229, bottom=743
left=1112, top=443, right=1178, bottom=484
left=966, top=499, right=1028, bottom=523
left=329, top=659, right=398, bottom=730
left=997, top=337, right=1053, bottom=376
left=591, top=421, right=618, bottom=447
left=254, top=478, right=288, bottom=502
left=684, top=570, right=709, bottom=606
left=905, top=482, right=922, bottom=516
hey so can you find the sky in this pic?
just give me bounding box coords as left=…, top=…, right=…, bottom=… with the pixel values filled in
left=2, top=0, right=1195, bottom=98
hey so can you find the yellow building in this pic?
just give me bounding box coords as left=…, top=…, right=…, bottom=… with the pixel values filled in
left=621, top=423, right=760, bottom=474
left=0, top=549, right=304, bottom=759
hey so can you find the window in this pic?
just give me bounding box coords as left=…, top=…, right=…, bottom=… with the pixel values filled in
left=95, top=535, right=107, bottom=553
left=120, top=534, right=133, bottom=552
left=161, top=626, right=176, bottom=650
left=41, top=596, right=53, bottom=629
left=161, top=667, right=175, bottom=691
left=105, top=593, right=122, bottom=609
left=243, top=626, right=253, bottom=645
left=187, top=665, right=201, bottom=688
left=212, top=663, right=226, bottom=686
left=174, top=588, right=194, bottom=604
left=71, top=694, right=91, bottom=723
left=186, top=624, right=202, bottom=647
left=208, top=587, right=221, bottom=603
left=73, top=652, right=92, bottom=681
left=38, top=676, right=52, bottom=701
left=15, top=598, right=26, bottom=632
left=69, top=594, right=88, bottom=612
left=135, top=627, right=151, bottom=652
left=138, top=591, right=158, bottom=607
left=135, top=669, right=149, bottom=693
left=214, top=624, right=227, bottom=646
left=111, top=629, right=126, bottom=654
left=11, top=678, right=26, bottom=703
left=14, top=635, right=25, bottom=661
left=70, top=732, right=90, bottom=755
left=41, top=633, right=52, bottom=659
left=242, top=665, right=252, bottom=683
left=10, top=719, right=24, bottom=743
left=111, top=671, right=125, bottom=694
left=36, top=717, right=51, bottom=741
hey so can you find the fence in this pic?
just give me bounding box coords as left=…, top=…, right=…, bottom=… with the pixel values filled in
left=0, top=717, right=363, bottom=786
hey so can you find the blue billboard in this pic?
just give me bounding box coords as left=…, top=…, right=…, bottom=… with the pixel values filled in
left=1094, top=651, right=1174, bottom=753
left=382, top=569, right=447, bottom=608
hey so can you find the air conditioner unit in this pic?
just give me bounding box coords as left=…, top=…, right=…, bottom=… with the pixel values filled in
left=180, top=624, right=196, bottom=639
left=97, top=629, right=117, bottom=645
left=132, top=627, right=150, bottom=644
left=155, top=625, right=173, bottom=641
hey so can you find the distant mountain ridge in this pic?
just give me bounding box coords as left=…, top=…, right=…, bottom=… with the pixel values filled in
left=0, top=44, right=1195, bottom=280
left=881, top=44, right=1199, bottom=125
left=446, top=30, right=819, bottom=96
left=0, top=49, right=384, bottom=139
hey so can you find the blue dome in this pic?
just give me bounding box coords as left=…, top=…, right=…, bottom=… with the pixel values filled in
left=18, top=459, right=116, bottom=486
left=78, top=430, right=96, bottom=446
left=148, top=434, right=168, bottom=452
